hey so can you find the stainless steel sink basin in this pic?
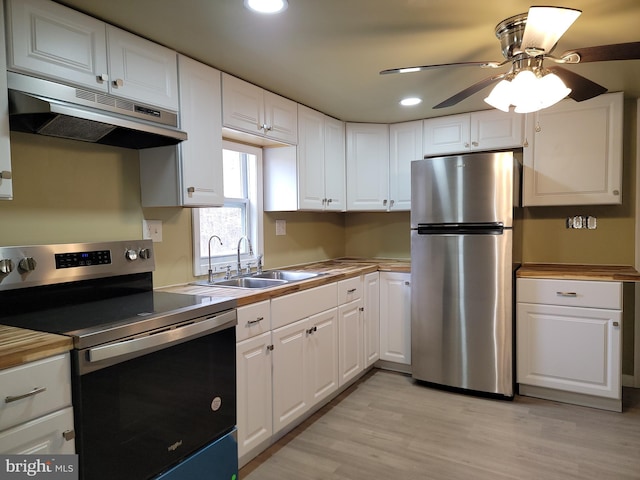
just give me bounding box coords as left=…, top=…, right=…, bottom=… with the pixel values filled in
left=252, top=270, right=321, bottom=282
left=192, top=277, right=287, bottom=289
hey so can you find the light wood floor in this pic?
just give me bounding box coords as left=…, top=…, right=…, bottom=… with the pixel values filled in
left=240, top=369, right=640, bottom=480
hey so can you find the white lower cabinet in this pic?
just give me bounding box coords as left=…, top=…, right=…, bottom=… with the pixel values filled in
left=363, top=272, right=380, bottom=367
left=0, top=353, right=74, bottom=454
left=379, top=272, right=411, bottom=365
left=516, top=278, right=623, bottom=411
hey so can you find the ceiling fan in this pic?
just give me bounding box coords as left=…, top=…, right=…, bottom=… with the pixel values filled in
left=380, top=6, right=640, bottom=112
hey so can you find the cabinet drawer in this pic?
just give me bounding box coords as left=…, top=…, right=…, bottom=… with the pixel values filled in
left=517, top=278, right=622, bottom=310
left=236, top=300, right=271, bottom=342
left=0, top=354, right=72, bottom=431
left=271, top=283, right=337, bottom=329
left=337, top=276, right=362, bottom=305
left=0, top=407, right=75, bottom=455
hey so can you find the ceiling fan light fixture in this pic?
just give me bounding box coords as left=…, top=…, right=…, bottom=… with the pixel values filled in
left=244, top=0, right=288, bottom=14
left=484, top=68, right=570, bottom=113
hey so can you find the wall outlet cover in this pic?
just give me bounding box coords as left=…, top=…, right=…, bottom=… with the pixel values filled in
left=143, top=219, right=163, bottom=242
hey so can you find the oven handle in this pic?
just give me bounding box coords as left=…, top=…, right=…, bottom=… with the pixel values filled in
left=87, top=309, right=236, bottom=364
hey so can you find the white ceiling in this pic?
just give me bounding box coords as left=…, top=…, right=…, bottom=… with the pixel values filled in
left=57, top=0, right=640, bottom=123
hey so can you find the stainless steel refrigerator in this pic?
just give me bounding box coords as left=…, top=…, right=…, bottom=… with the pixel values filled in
left=410, top=151, right=520, bottom=398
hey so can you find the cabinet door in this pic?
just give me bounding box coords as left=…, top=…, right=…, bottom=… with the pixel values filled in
left=523, top=92, right=623, bottom=206
left=106, top=26, right=178, bottom=111
left=176, top=56, right=223, bottom=206
left=338, top=300, right=363, bottom=386
left=324, top=116, right=346, bottom=211
left=6, top=0, right=108, bottom=92
left=236, top=332, right=273, bottom=459
left=389, top=120, right=422, bottom=211
left=517, top=303, right=621, bottom=399
left=222, top=73, right=264, bottom=136
left=363, top=272, right=380, bottom=368
left=272, top=319, right=309, bottom=433
left=264, top=91, right=298, bottom=144
left=379, top=272, right=411, bottom=365
left=0, top=1, right=12, bottom=200
left=423, top=113, right=470, bottom=156
left=470, top=110, right=523, bottom=151
left=306, top=308, right=339, bottom=407
left=297, top=105, right=326, bottom=210
left=346, top=123, right=390, bottom=211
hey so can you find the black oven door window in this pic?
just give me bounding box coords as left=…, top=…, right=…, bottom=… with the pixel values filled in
left=74, top=327, right=236, bottom=480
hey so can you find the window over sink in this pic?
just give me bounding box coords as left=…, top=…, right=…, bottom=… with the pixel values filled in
left=192, top=140, right=263, bottom=277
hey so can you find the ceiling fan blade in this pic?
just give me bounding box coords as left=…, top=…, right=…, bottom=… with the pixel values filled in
left=520, top=6, right=581, bottom=55
left=559, top=41, right=640, bottom=63
left=433, top=74, right=505, bottom=109
left=380, top=60, right=506, bottom=75
left=547, top=66, right=608, bottom=102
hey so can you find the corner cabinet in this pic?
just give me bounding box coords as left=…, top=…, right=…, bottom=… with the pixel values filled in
left=222, top=73, right=297, bottom=145
left=423, top=109, right=524, bottom=156
left=516, top=278, right=623, bottom=411
left=264, top=105, right=345, bottom=211
left=6, top=0, right=179, bottom=111
left=140, top=56, right=223, bottom=207
left=522, top=92, right=623, bottom=206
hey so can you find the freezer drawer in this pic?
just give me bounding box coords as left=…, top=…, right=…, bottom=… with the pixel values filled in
left=410, top=229, right=514, bottom=396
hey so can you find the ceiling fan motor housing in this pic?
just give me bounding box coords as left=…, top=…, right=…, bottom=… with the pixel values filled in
left=495, top=13, right=528, bottom=59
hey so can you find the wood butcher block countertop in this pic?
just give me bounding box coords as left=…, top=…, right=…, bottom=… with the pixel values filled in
left=162, top=258, right=411, bottom=307
left=0, top=325, right=73, bottom=371
left=517, top=263, right=640, bottom=282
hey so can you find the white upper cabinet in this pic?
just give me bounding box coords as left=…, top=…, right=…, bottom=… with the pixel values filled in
left=222, top=73, right=297, bottom=144
left=6, top=0, right=179, bottom=111
left=323, top=116, right=346, bottom=211
left=105, top=26, right=178, bottom=111
left=389, top=120, right=422, bottom=211
left=346, top=123, right=390, bottom=211
left=522, top=92, right=623, bottom=206
left=423, top=109, right=524, bottom=156
left=140, top=56, right=223, bottom=207
left=0, top=0, right=13, bottom=200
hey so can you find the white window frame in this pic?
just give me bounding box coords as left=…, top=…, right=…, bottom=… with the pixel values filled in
left=192, top=140, right=263, bottom=278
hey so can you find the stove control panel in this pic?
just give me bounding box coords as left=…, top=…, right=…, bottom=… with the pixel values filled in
left=0, top=240, right=155, bottom=291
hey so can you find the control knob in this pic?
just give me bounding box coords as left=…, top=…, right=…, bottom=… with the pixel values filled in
left=125, top=249, right=138, bottom=261
left=139, top=248, right=152, bottom=260
left=18, top=257, right=37, bottom=273
left=0, top=258, right=13, bottom=275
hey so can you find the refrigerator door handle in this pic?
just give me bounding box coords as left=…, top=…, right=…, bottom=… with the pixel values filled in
left=416, top=223, right=504, bottom=235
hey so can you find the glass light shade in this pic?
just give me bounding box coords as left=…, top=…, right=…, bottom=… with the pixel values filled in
left=244, top=0, right=288, bottom=14
left=537, top=73, right=571, bottom=108
left=484, top=79, right=512, bottom=112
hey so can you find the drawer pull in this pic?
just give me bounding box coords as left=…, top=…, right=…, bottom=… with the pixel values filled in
left=347, top=288, right=357, bottom=293
left=62, top=430, right=76, bottom=441
left=556, top=291, right=578, bottom=297
left=247, top=316, right=264, bottom=326
left=613, top=321, right=620, bottom=327
left=5, top=386, right=47, bottom=403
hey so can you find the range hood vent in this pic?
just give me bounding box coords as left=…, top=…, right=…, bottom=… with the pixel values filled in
left=7, top=72, right=187, bottom=149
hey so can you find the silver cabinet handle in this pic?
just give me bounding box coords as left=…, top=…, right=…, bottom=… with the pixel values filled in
left=472, top=141, right=479, bottom=147
left=0, top=171, right=12, bottom=179
left=97, top=73, right=108, bottom=82
left=383, top=199, right=388, bottom=206
left=5, top=386, right=47, bottom=403
left=62, top=430, right=76, bottom=441
left=247, top=316, right=264, bottom=326
left=556, top=292, right=577, bottom=297
left=347, top=288, right=357, bottom=293
left=113, top=78, right=124, bottom=88
left=612, top=321, right=620, bottom=327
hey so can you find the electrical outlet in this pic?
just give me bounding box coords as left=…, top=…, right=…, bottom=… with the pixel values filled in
left=143, top=219, right=163, bottom=242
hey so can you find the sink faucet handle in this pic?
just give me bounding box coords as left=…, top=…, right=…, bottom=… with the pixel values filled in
left=245, top=262, right=252, bottom=274
left=224, top=265, right=232, bottom=280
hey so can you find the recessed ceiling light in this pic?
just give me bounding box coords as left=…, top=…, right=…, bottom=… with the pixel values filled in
left=244, top=0, right=288, bottom=14
left=400, top=97, right=422, bottom=106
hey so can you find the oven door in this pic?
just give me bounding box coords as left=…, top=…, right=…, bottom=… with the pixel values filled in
left=72, top=310, right=237, bottom=480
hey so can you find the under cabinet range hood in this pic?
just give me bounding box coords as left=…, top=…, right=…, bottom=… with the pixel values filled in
left=7, top=72, right=187, bottom=149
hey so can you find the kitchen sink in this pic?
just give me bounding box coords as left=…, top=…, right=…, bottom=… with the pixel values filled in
left=252, top=270, right=321, bottom=282
left=191, top=270, right=323, bottom=289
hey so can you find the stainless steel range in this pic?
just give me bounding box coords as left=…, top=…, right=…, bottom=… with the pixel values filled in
left=0, top=240, right=238, bottom=480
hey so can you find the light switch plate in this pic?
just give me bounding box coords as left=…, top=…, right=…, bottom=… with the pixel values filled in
left=143, top=219, right=163, bottom=242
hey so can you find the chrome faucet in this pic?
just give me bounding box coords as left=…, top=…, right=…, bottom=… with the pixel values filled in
left=237, top=236, right=253, bottom=275
left=207, top=235, right=222, bottom=283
